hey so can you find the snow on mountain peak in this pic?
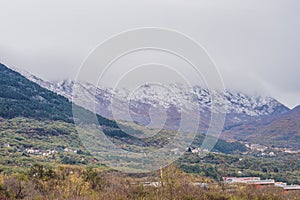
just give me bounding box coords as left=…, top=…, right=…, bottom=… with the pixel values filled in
left=16, top=67, right=289, bottom=122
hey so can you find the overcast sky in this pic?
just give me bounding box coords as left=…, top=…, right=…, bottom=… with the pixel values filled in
left=0, top=0, right=299, bottom=108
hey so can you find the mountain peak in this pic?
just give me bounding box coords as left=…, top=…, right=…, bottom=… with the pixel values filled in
left=292, top=105, right=300, bottom=111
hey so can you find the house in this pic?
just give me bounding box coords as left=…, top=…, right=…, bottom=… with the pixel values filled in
left=249, top=144, right=268, bottom=152
left=26, top=148, right=40, bottom=154
left=223, top=177, right=275, bottom=187
left=223, top=177, right=260, bottom=184
left=3, top=143, right=10, bottom=148
left=283, top=185, right=300, bottom=191
left=192, top=148, right=199, bottom=154
left=269, top=152, right=275, bottom=156
left=275, top=182, right=287, bottom=188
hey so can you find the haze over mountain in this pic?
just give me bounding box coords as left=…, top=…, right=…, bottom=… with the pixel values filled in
left=1, top=0, right=299, bottom=109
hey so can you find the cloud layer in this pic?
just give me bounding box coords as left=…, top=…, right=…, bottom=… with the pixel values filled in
left=0, top=0, right=299, bottom=108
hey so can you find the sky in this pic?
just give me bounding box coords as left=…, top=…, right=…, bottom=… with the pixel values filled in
left=0, top=0, right=299, bottom=108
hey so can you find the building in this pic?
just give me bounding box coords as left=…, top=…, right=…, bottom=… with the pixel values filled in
left=275, top=182, right=287, bottom=188
left=283, top=185, right=300, bottom=191
left=223, top=177, right=260, bottom=184
left=223, top=177, right=275, bottom=187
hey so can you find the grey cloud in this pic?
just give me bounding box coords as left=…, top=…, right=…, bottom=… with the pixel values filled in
left=0, top=0, right=299, bottom=108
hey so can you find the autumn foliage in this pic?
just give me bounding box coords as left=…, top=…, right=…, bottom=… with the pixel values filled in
left=0, top=164, right=299, bottom=200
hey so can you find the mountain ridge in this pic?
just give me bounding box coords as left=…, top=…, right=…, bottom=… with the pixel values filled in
left=12, top=65, right=300, bottom=150
left=15, top=68, right=289, bottom=128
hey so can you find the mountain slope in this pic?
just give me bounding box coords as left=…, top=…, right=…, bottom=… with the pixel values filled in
left=0, top=63, right=74, bottom=122
left=0, top=63, right=147, bottom=149
left=223, top=105, right=300, bottom=149
left=16, top=71, right=289, bottom=134
left=0, top=63, right=121, bottom=128
left=0, top=63, right=245, bottom=157
left=16, top=68, right=299, bottom=150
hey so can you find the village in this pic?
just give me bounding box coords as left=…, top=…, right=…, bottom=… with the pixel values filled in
left=3, top=143, right=78, bottom=157
left=187, top=142, right=300, bottom=158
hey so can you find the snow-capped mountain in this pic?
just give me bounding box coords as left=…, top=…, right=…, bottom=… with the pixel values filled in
left=16, top=68, right=289, bottom=134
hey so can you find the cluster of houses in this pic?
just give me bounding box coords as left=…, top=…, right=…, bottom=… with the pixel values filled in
left=2, top=142, right=79, bottom=157
left=245, top=144, right=268, bottom=152
left=244, top=143, right=300, bottom=155
left=63, top=148, right=78, bottom=153
left=223, top=177, right=300, bottom=191
left=278, top=148, right=300, bottom=154
left=25, top=148, right=57, bottom=156
left=187, top=147, right=209, bottom=154
left=187, top=143, right=300, bottom=157
left=24, top=147, right=77, bottom=156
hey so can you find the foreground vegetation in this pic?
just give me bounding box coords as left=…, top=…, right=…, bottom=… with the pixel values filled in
left=0, top=164, right=299, bottom=200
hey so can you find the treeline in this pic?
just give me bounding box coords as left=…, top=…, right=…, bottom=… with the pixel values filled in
left=192, top=133, right=247, bottom=154
left=178, top=152, right=300, bottom=185
left=0, top=164, right=298, bottom=200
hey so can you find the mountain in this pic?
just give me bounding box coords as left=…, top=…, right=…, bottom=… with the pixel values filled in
left=0, top=63, right=169, bottom=148
left=223, top=105, right=300, bottom=149
left=16, top=67, right=300, bottom=150
left=14, top=66, right=300, bottom=150
left=16, top=70, right=289, bottom=132
left=0, top=63, right=118, bottom=128
left=0, top=63, right=247, bottom=173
